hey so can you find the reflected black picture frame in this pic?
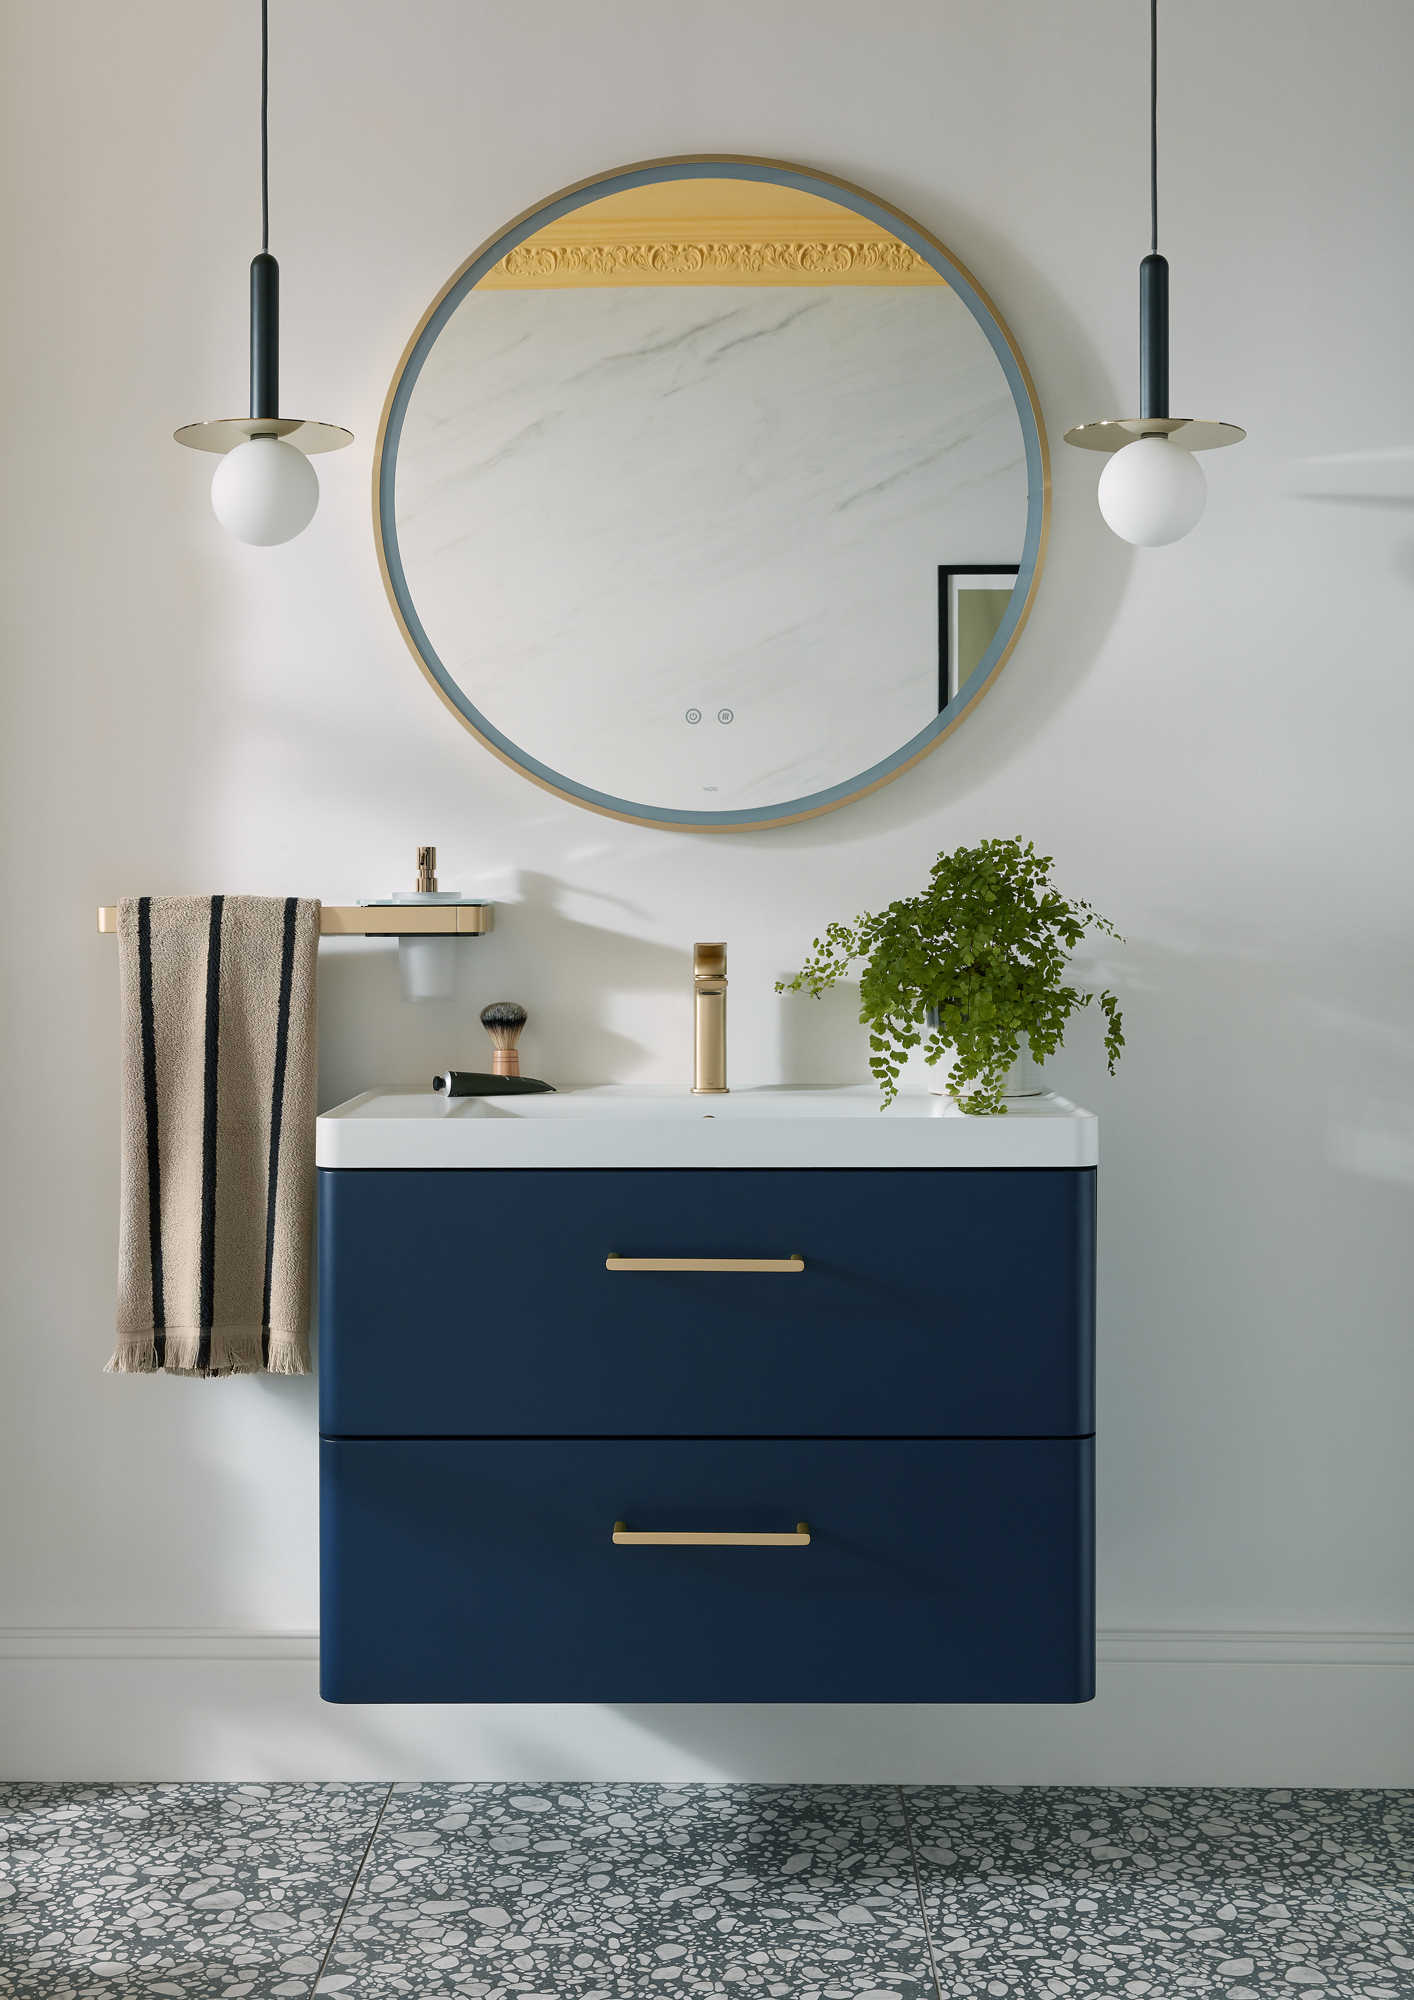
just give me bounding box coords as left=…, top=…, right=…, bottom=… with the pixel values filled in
left=939, top=565, right=1021, bottom=712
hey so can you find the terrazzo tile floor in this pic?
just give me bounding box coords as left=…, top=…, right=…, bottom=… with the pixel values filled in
left=0, top=1786, right=1408, bottom=2000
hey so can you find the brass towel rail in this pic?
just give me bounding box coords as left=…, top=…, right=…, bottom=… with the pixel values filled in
left=96, top=904, right=493, bottom=937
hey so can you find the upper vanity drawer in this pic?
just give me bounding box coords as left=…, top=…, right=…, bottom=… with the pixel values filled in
left=319, top=1166, right=1093, bottom=1438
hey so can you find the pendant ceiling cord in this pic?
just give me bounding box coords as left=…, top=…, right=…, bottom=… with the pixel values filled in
left=1150, top=0, right=1158, bottom=255
left=250, top=0, right=276, bottom=421
left=260, top=0, right=269, bottom=253
left=1138, top=0, right=1165, bottom=420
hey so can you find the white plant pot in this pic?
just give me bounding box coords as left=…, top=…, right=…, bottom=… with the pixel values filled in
left=892, top=1015, right=1047, bottom=1099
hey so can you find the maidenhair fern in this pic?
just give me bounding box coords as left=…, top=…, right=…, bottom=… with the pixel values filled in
left=777, top=837, right=1124, bottom=1114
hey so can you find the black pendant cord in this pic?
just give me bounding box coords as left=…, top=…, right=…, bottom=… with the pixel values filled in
left=250, top=0, right=278, bottom=420
left=1138, top=0, right=1168, bottom=419
left=261, top=0, right=269, bottom=253
left=1150, top=0, right=1158, bottom=255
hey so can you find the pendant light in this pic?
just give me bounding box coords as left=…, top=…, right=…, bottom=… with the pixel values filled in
left=174, top=0, right=351, bottom=544
left=1065, top=0, right=1243, bottom=545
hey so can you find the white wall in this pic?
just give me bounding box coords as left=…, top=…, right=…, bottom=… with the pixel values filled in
left=2, top=0, right=1411, bottom=1783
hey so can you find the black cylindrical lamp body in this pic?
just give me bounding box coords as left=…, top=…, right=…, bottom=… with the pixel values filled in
left=1139, top=252, right=1168, bottom=420
left=250, top=251, right=279, bottom=421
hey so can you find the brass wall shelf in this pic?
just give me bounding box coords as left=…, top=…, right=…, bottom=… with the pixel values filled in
left=97, top=904, right=493, bottom=937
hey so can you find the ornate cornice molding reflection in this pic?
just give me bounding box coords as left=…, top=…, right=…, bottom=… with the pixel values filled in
left=484, top=236, right=940, bottom=289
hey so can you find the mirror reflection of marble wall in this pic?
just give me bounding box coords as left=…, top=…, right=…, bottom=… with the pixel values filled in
left=382, top=170, right=1043, bottom=824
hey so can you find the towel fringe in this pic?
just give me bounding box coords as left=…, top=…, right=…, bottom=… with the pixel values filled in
left=104, top=1339, right=161, bottom=1375
left=265, top=1336, right=312, bottom=1377
left=104, top=1326, right=310, bottom=1378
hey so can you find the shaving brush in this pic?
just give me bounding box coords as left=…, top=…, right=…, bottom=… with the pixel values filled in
left=480, top=1001, right=528, bottom=1078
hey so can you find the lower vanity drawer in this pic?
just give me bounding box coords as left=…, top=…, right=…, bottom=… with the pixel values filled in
left=320, top=1436, right=1093, bottom=1705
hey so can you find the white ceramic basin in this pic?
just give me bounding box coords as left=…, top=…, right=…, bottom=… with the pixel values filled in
left=316, top=1085, right=1097, bottom=1169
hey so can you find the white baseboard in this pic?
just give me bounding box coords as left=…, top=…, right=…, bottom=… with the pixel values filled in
left=0, top=1628, right=321, bottom=1661
left=1097, top=1628, right=1414, bottom=1666
left=0, top=1628, right=1410, bottom=1786
left=3, top=1626, right=1410, bottom=1666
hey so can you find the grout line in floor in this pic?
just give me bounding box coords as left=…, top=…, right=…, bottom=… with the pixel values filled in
left=897, top=1782, right=945, bottom=2000
left=306, top=1781, right=394, bottom=1999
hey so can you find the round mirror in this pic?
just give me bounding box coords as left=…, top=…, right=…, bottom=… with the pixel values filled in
left=375, top=156, right=1048, bottom=831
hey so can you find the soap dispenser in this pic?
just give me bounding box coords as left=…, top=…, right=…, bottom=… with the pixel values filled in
left=395, top=847, right=460, bottom=1001
left=354, top=847, right=494, bottom=1000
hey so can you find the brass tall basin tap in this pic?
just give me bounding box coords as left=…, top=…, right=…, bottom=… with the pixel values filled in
left=692, top=942, right=728, bottom=1095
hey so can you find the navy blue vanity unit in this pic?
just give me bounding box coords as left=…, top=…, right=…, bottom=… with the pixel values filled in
left=317, top=1088, right=1096, bottom=1705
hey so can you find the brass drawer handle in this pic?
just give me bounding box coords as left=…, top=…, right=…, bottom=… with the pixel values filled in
left=613, top=1520, right=810, bottom=1546
left=605, top=1253, right=804, bottom=1273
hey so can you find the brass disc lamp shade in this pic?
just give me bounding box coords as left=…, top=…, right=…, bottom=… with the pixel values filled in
left=175, top=1, right=351, bottom=544
left=1064, top=0, right=1243, bottom=544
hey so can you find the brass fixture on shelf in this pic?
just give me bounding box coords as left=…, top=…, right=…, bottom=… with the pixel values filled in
left=612, top=1521, right=811, bottom=1547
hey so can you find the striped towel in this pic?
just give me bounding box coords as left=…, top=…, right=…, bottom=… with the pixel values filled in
left=108, top=895, right=320, bottom=1377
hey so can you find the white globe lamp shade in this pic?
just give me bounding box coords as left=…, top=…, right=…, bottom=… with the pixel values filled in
left=1097, top=434, right=1206, bottom=546
left=210, top=435, right=319, bottom=546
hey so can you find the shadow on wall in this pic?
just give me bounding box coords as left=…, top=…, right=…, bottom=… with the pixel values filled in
left=1023, top=915, right=1414, bottom=1285
left=775, top=978, right=871, bottom=1086
left=315, top=869, right=692, bottom=1107
left=1020, top=921, right=1414, bottom=1628
left=1291, top=445, right=1414, bottom=585
left=1294, top=492, right=1414, bottom=588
